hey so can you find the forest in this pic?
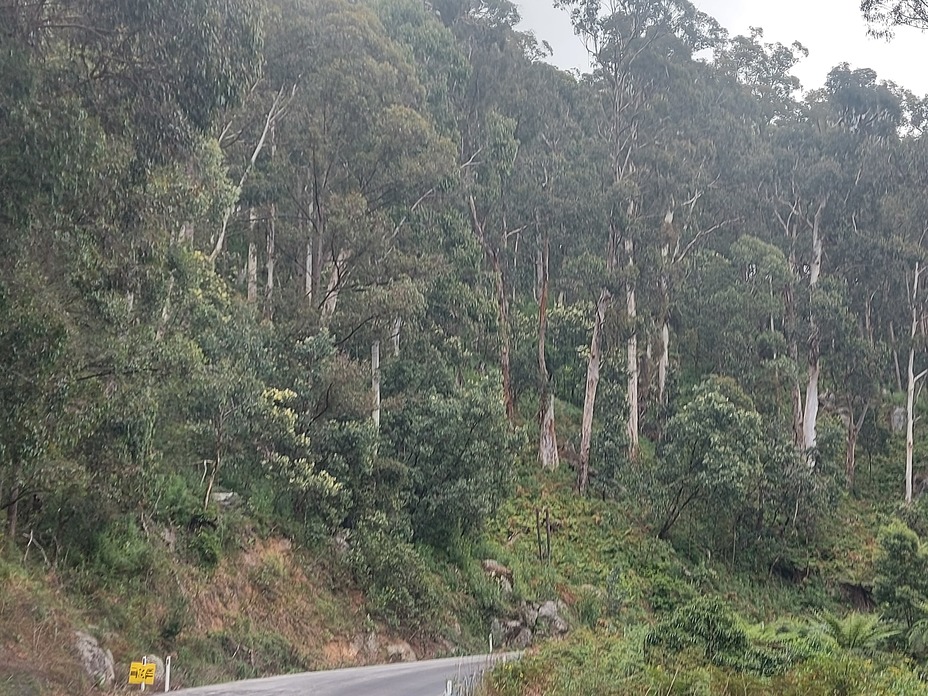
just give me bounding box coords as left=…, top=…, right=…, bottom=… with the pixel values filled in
left=5, top=0, right=928, bottom=693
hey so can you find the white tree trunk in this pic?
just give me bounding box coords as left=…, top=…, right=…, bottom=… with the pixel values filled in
left=538, top=234, right=558, bottom=470
left=579, top=289, right=608, bottom=493
left=907, top=262, right=923, bottom=505
left=264, top=202, right=276, bottom=320
left=802, top=198, right=827, bottom=455
left=247, top=241, right=258, bottom=305
left=658, top=321, right=669, bottom=405
left=321, top=250, right=350, bottom=326
left=372, top=340, right=381, bottom=430
left=391, top=317, right=402, bottom=358
left=625, top=237, right=639, bottom=457
left=803, top=363, right=820, bottom=453
left=540, top=393, right=559, bottom=471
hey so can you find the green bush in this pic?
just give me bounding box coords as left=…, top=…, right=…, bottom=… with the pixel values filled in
left=348, top=515, right=441, bottom=629
left=93, top=516, right=154, bottom=579
left=189, top=528, right=222, bottom=568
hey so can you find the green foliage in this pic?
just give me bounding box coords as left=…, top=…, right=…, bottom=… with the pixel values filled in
left=93, top=516, right=155, bottom=580
left=650, top=377, right=765, bottom=541
left=820, top=611, right=898, bottom=652
left=873, top=520, right=928, bottom=629
left=347, top=514, right=441, bottom=629
left=382, top=379, right=518, bottom=550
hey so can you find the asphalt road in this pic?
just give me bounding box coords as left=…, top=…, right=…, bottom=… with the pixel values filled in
left=171, top=653, right=518, bottom=696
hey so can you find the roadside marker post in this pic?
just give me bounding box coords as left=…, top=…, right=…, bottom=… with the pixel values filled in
left=165, top=656, right=171, bottom=692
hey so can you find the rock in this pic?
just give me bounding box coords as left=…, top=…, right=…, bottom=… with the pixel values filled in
left=489, top=618, right=503, bottom=648
left=74, top=631, right=115, bottom=690
left=210, top=490, right=240, bottom=508
left=351, top=631, right=379, bottom=660
left=386, top=640, right=417, bottom=663
left=332, top=529, right=351, bottom=556
left=143, top=654, right=165, bottom=689
left=502, top=620, right=523, bottom=640
left=536, top=600, right=569, bottom=635
left=510, top=628, right=533, bottom=649
left=482, top=559, right=514, bottom=594
left=519, top=602, right=539, bottom=628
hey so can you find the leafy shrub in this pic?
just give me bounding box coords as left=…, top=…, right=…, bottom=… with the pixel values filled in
left=873, top=520, right=928, bottom=629
left=93, top=516, right=154, bottom=579
left=189, top=528, right=222, bottom=568
left=645, top=597, right=751, bottom=665
left=348, top=514, right=441, bottom=629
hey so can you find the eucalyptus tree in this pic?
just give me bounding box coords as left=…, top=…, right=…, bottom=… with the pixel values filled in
left=554, top=0, right=723, bottom=489
left=862, top=0, right=928, bottom=33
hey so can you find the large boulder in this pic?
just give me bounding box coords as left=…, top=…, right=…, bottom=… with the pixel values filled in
left=536, top=600, right=569, bottom=635
left=143, top=654, right=165, bottom=689
left=74, top=631, right=115, bottom=690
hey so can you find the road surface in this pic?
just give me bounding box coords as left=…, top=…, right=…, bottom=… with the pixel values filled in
left=171, top=653, right=517, bottom=696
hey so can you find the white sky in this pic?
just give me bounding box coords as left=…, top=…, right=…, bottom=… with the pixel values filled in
left=516, top=0, right=928, bottom=95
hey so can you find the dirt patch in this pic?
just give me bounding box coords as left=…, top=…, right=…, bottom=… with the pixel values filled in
left=0, top=568, right=90, bottom=696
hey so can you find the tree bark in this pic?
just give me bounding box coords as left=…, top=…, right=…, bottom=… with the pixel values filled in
left=372, top=340, right=381, bottom=430
left=247, top=241, right=258, bottom=304
left=906, top=262, right=923, bottom=505
left=802, top=197, right=827, bottom=455
left=626, top=236, right=639, bottom=459
left=391, top=317, right=402, bottom=358
left=320, top=250, right=349, bottom=326
left=538, top=234, right=558, bottom=470
left=578, top=289, right=607, bottom=493
left=264, top=201, right=276, bottom=321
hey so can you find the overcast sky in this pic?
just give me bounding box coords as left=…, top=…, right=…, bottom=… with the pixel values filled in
left=516, top=0, right=928, bottom=95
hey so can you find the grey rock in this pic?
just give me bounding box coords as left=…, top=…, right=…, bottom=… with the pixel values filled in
left=519, top=602, right=539, bottom=628
left=74, top=631, right=115, bottom=690
left=210, top=490, right=240, bottom=508
left=510, top=628, right=533, bottom=649
left=143, top=654, right=165, bottom=689
left=481, top=559, right=514, bottom=589
left=537, top=600, right=569, bottom=635
left=386, top=640, right=417, bottom=663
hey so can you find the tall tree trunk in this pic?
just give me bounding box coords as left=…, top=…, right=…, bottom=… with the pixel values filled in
left=906, top=262, right=924, bottom=505
left=264, top=125, right=277, bottom=321
left=320, top=250, right=349, bottom=326
left=372, top=340, right=381, bottom=430
left=493, top=250, right=515, bottom=422
left=658, top=322, right=670, bottom=405
left=247, top=207, right=258, bottom=304
left=657, top=211, right=675, bottom=406
left=802, top=197, right=827, bottom=455
left=626, top=236, right=639, bottom=459
left=467, top=195, right=514, bottom=422
left=247, top=241, right=258, bottom=305
left=579, top=289, right=607, bottom=493
left=538, top=234, right=558, bottom=470
left=391, top=317, right=402, bottom=358
left=264, top=201, right=276, bottom=321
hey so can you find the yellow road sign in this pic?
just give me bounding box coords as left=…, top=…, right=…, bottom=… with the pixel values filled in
left=128, top=661, right=156, bottom=685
